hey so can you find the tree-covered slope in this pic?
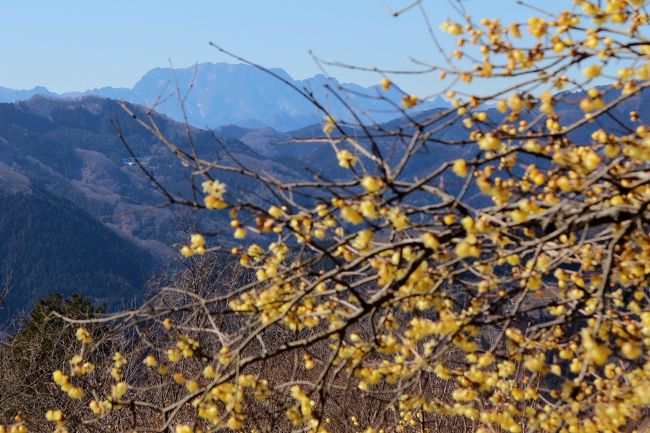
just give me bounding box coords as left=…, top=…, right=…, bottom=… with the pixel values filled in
left=0, top=187, right=154, bottom=322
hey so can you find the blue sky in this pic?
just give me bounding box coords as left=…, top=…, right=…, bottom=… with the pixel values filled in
left=1, top=1, right=560, bottom=94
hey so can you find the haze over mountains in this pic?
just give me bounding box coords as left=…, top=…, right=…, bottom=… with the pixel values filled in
left=0, top=62, right=449, bottom=132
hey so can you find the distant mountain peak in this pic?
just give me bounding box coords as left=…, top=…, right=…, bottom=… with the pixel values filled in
left=0, top=62, right=449, bottom=131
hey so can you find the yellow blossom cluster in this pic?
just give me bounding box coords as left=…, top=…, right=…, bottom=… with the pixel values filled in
left=181, top=233, right=206, bottom=257
left=202, top=179, right=228, bottom=209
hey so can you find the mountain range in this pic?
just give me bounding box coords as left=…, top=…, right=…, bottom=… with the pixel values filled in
left=0, top=62, right=449, bottom=132
left=0, top=92, right=460, bottom=320
left=0, top=78, right=647, bottom=321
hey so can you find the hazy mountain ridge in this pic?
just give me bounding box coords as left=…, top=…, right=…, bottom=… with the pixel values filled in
left=0, top=63, right=449, bottom=131
left=0, top=86, right=57, bottom=104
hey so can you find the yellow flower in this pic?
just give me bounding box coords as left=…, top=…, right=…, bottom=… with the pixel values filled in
left=477, top=352, right=495, bottom=367
left=204, top=195, right=228, bottom=209
left=75, top=327, right=92, bottom=344
left=508, top=93, right=523, bottom=111
left=581, top=329, right=611, bottom=365
left=443, top=214, right=456, bottom=225
left=143, top=355, right=158, bottom=368
left=166, top=347, right=182, bottom=363
left=387, top=207, right=409, bottom=229
left=452, top=387, right=477, bottom=401
left=45, top=410, right=63, bottom=422
left=323, top=115, right=336, bottom=134
left=434, top=364, right=452, bottom=379
left=361, top=176, right=384, bottom=193
left=401, top=95, right=418, bottom=109
left=190, top=233, right=205, bottom=249
left=528, top=17, right=547, bottom=38
left=583, top=64, right=602, bottom=80
left=524, top=354, right=545, bottom=372
left=337, top=149, right=358, bottom=168
left=185, top=380, right=199, bottom=392
left=620, top=341, right=642, bottom=359
left=636, top=382, right=650, bottom=405
left=421, top=232, right=440, bottom=249
left=268, top=205, right=284, bottom=218
left=203, top=365, right=217, bottom=378
left=478, top=134, right=501, bottom=151
left=201, top=179, right=226, bottom=199
left=440, top=20, right=463, bottom=35
left=381, top=78, right=391, bottom=90
left=509, top=23, right=522, bottom=38
left=452, top=159, right=468, bottom=177
left=111, top=382, right=128, bottom=400
left=352, top=229, right=373, bottom=251
left=455, top=241, right=479, bottom=258
left=53, top=370, right=67, bottom=385
left=234, top=228, right=247, bottom=239
left=587, top=345, right=611, bottom=365
left=68, top=387, right=85, bottom=399
left=113, top=351, right=127, bottom=368
left=582, top=150, right=602, bottom=172
left=182, top=233, right=206, bottom=257
left=175, top=424, right=193, bottom=433
left=227, top=416, right=243, bottom=430
left=359, top=199, right=379, bottom=219
left=89, top=400, right=103, bottom=415
left=341, top=206, right=363, bottom=224
left=303, top=354, right=315, bottom=369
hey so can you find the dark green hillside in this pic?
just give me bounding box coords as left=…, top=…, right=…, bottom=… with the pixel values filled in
left=0, top=188, right=155, bottom=322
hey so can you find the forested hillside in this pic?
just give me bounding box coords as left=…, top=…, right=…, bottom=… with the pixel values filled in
left=0, top=187, right=154, bottom=322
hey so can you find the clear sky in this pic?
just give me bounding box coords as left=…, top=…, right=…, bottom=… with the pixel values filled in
left=1, top=1, right=560, bottom=94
